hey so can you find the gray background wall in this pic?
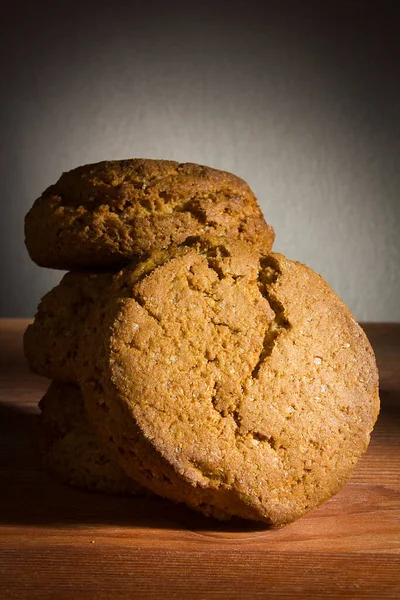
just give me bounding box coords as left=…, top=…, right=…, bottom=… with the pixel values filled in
left=1, top=1, right=399, bottom=320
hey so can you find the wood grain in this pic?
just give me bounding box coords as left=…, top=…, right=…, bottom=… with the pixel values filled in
left=0, top=319, right=399, bottom=599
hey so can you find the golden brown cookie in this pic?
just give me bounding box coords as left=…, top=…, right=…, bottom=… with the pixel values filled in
left=25, top=236, right=380, bottom=525
left=24, top=159, right=274, bottom=270
left=34, top=381, right=144, bottom=495
left=24, top=271, right=114, bottom=382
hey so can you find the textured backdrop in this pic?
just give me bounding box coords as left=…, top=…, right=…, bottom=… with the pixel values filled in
left=1, top=1, right=399, bottom=319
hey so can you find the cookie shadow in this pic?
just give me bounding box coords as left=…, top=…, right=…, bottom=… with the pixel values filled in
left=0, top=401, right=270, bottom=534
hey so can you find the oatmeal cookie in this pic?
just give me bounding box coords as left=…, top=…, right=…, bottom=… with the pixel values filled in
left=25, top=237, right=379, bottom=524
left=25, top=159, right=274, bottom=269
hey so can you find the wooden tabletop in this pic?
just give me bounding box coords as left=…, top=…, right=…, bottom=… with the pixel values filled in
left=0, top=319, right=399, bottom=599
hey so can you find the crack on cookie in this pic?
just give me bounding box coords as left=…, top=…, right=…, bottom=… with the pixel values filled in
left=210, top=382, right=218, bottom=411
left=291, top=471, right=311, bottom=490
left=190, top=239, right=231, bottom=281
left=250, top=431, right=279, bottom=450
left=205, top=260, right=224, bottom=281
left=231, top=409, right=241, bottom=431
left=131, top=292, right=163, bottom=326
left=186, top=264, right=218, bottom=296
left=210, top=320, right=241, bottom=335
left=251, top=255, right=291, bottom=378
left=309, top=439, right=322, bottom=453
left=187, top=458, right=225, bottom=486
left=176, top=197, right=209, bottom=223
left=210, top=382, right=242, bottom=433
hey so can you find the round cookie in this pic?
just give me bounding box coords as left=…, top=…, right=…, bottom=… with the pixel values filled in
left=24, top=159, right=275, bottom=270
left=25, top=236, right=379, bottom=525
left=24, top=271, right=114, bottom=382
left=34, top=381, right=144, bottom=495
left=83, top=237, right=379, bottom=525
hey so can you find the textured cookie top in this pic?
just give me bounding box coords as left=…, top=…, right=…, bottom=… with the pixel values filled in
left=83, top=236, right=379, bottom=525
left=24, top=159, right=274, bottom=269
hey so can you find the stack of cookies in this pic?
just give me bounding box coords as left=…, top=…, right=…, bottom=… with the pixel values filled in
left=24, top=159, right=379, bottom=526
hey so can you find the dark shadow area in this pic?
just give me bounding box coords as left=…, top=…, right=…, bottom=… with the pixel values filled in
left=0, top=401, right=270, bottom=534
left=378, top=389, right=400, bottom=412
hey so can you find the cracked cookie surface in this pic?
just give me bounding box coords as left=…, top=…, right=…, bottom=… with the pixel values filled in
left=24, top=159, right=274, bottom=270
left=25, top=237, right=379, bottom=525
left=35, top=381, right=145, bottom=495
